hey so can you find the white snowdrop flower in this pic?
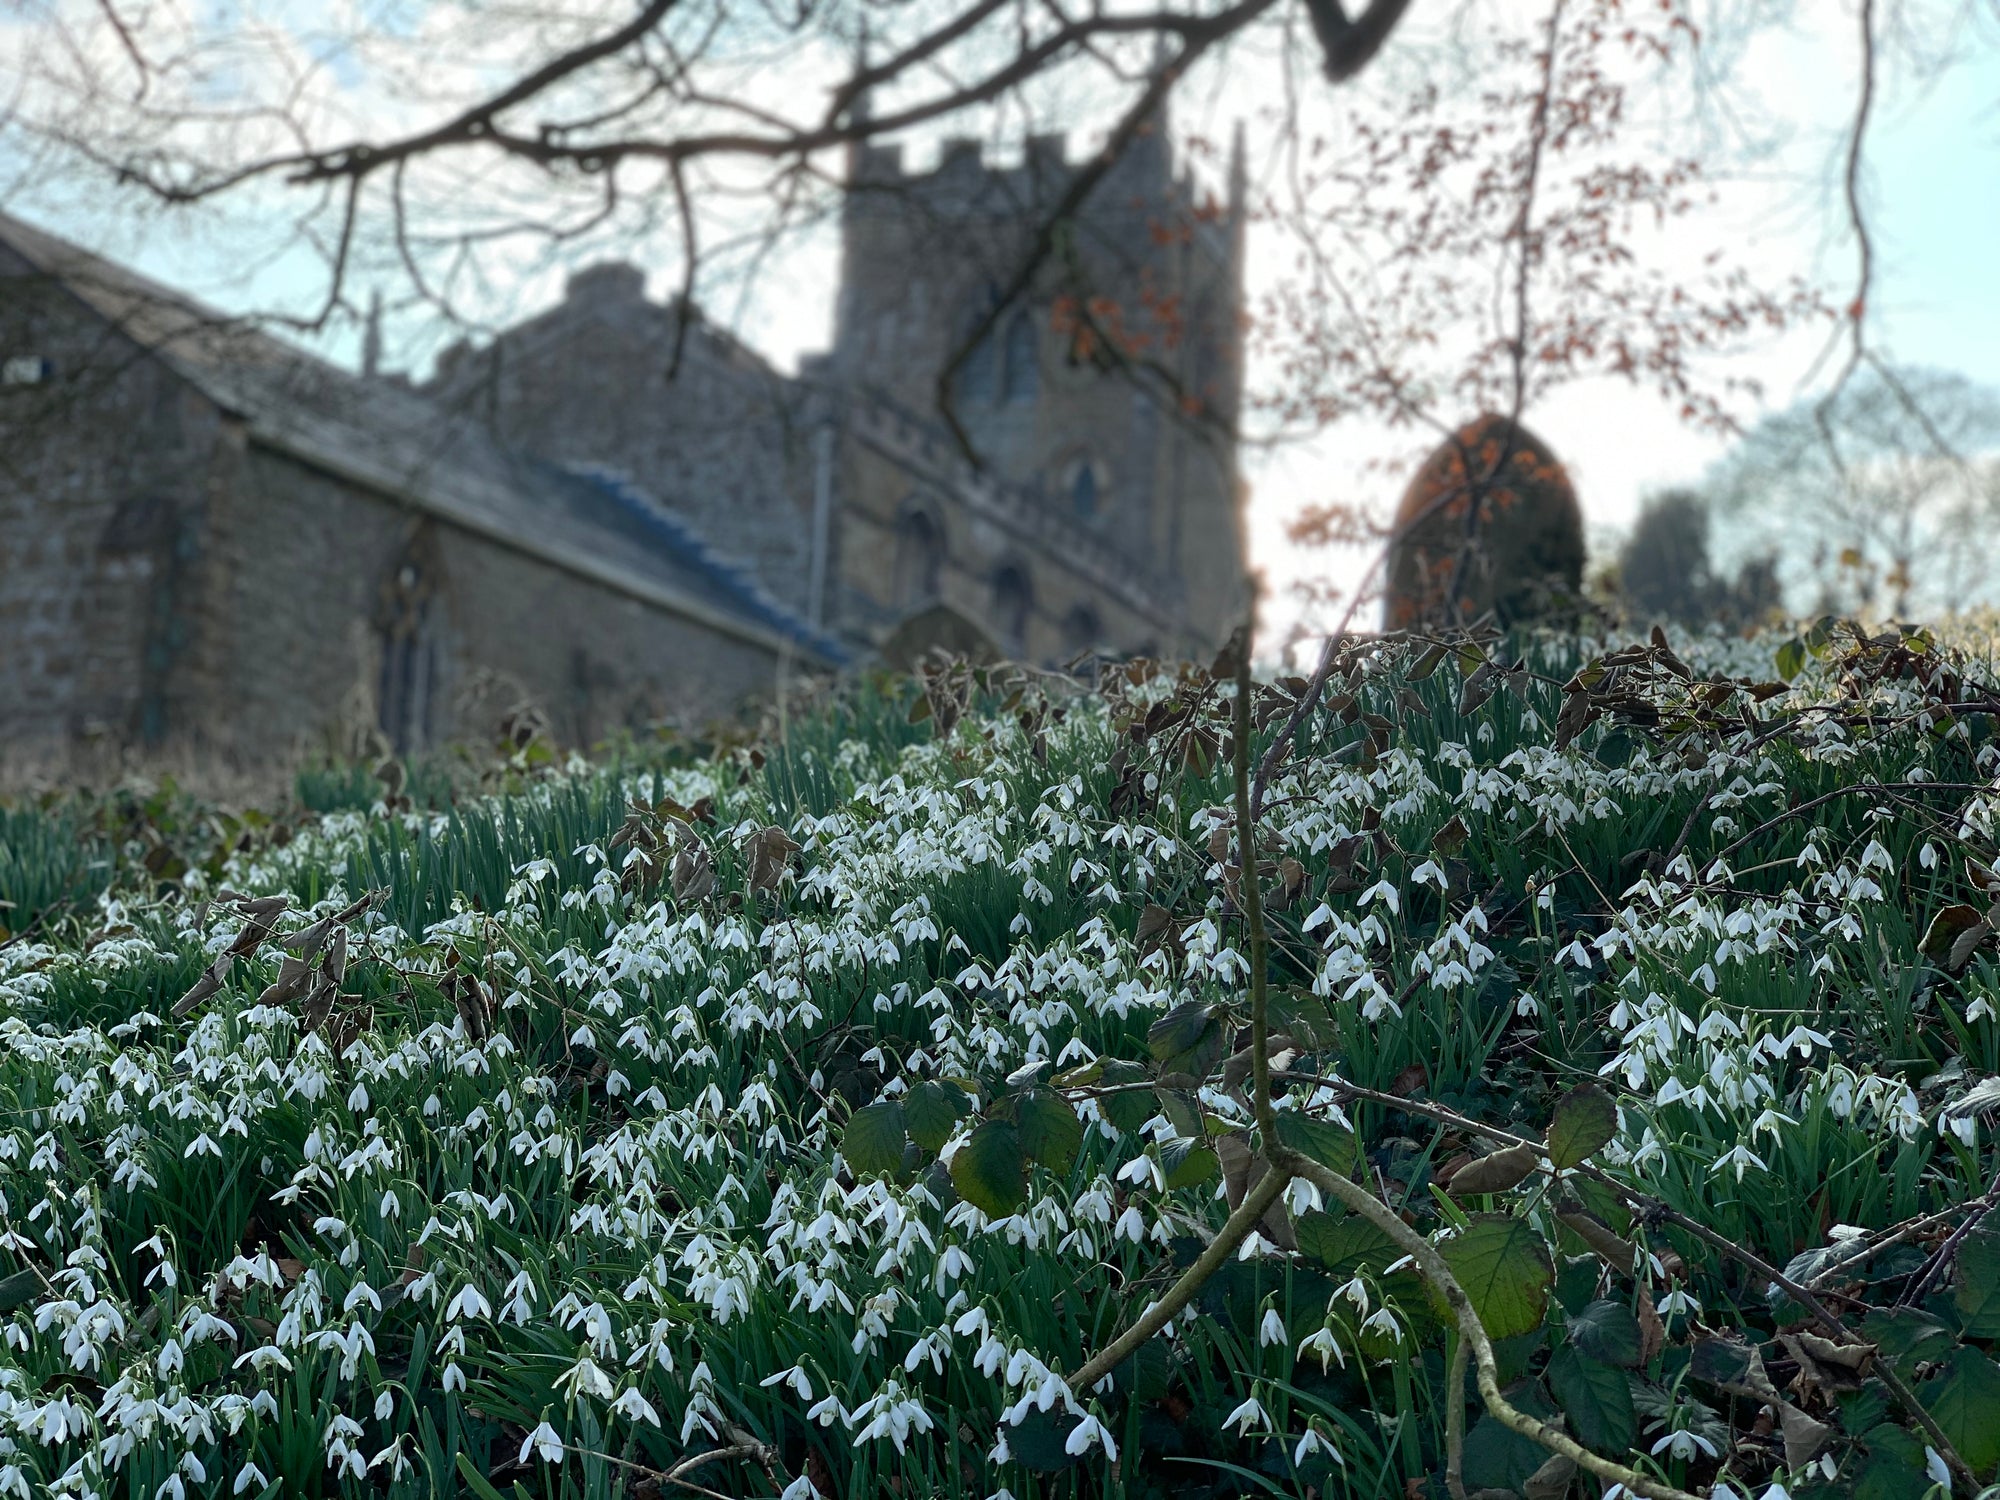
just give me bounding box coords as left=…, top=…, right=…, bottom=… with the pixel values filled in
left=183, top=1133, right=221, bottom=1159
left=1711, top=1144, right=1766, bottom=1182
left=1117, top=1154, right=1165, bottom=1192
left=155, top=1477, right=185, bottom=1500
left=520, top=1422, right=564, bottom=1465
left=1258, top=1307, right=1288, bottom=1347
left=1654, top=1288, right=1701, bottom=1317
left=374, top=1391, right=395, bottom=1421
left=806, top=1394, right=845, bottom=1427
left=1294, top=1424, right=1344, bottom=1466
left=1515, top=992, right=1540, bottom=1017
left=1298, top=1326, right=1346, bottom=1371
left=1064, top=1412, right=1118, bottom=1463
left=1359, top=880, right=1400, bottom=914
left=612, top=1388, right=662, bottom=1426
left=1759, top=1484, right=1793, bottom=1500
left=441, top=1362, right=466, bottom=1393
left=1924, top=1448, right=1952, bottom=1490
left=848, top=1381, right=936, bottom=1453
left=1221, top=1397, right=1270, bottom=1437
left=446, top=1283, right=492, bottom=1321
left=1360, top=1306, right=1404, bottom=1343
left=1283, top=1175, right=1323, bottom=1216
left=232, top=1463, right=268, bottom=1496
left=559, top=1355, right=616, bottom=1402
left=1650, top=1428, right=1717, bottom=1460
left=233, top=1346, right=292, bottom=1374
left=761, top=1365, right=816, bottom=1401
left=1919, top=843, right=1939, bottom=870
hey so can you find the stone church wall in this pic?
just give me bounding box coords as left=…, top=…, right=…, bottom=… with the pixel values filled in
left=0, top=250, right=236, bottom=755
left=199, top=447, right=786, bottom=765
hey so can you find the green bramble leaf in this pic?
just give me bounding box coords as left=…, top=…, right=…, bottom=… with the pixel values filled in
left=1955, top=1223, right=2000, bottom=1338
left=1147, top=1000, right=1219, bottom=1075
left=1096, top=1061, right=1156, bottom=1135
left=1593, top=730, right=1634, bottom=769
left=1015, top=1088, right=1083, bottom=1175
left=1159, top=1137, right=1219, bottom=1191
left=1007, top=1408, right=1084, bottom=1472
left=1546, top=1083, right=1618, bottom=1170
left=950, top=1121, right=1027, bottom=1218
left=1436, top=1215, right=1552, bottom=1341
left=902, top=1081, right=970, bottom=1153
left=1295, top=1211, right=1402, bottom=1282
left=1567, top=1299, right=1645, bottom=1368
left=1267, top=987, right=1340, bottom=1052
left=1775, top=637, right=1808, bottom=682
left=1547, top=1345, right=1637, bottom=1455
left=1918, top=1346, right=2000, bottom=1479
left=842, top=1100, right=907, bottom=1177
left=1273, top=1110, right=1359, bottom=1177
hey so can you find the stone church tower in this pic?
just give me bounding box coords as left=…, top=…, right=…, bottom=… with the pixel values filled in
left=819, top=101, right=1251, bottom=658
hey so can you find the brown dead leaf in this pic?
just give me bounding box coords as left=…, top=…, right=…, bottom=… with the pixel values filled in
left=1524, top=1452, right=1577, bottom=1500
left=1780, top=1403, right=1833, bottom=1468
left=1637, top=1285, right=1665, bottom=1365
left=1559, top=1209, right=1640, bottom=1274
left=671, top=843, right=715, bottom=903
left=743, top=825, right=802, bottom=893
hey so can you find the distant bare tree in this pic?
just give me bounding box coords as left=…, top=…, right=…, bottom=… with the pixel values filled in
left=1617, top=489, right=1781, bottom=633
left=1708, top=367, right=2000, bottom=619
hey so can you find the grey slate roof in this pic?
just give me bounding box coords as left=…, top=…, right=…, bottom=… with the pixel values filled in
left=0, top=210, right=839, bottom=663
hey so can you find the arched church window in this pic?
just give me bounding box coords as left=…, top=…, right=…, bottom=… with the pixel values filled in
left=1071, top=462, right=1099, bottom=520
left=1001, top=314, right=1039, bottom=404
left=894, top=506, right=945, bottom=605
left=378, top=550, right=441, bottom=755
left=991, top=563, right=1033, bottom=649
